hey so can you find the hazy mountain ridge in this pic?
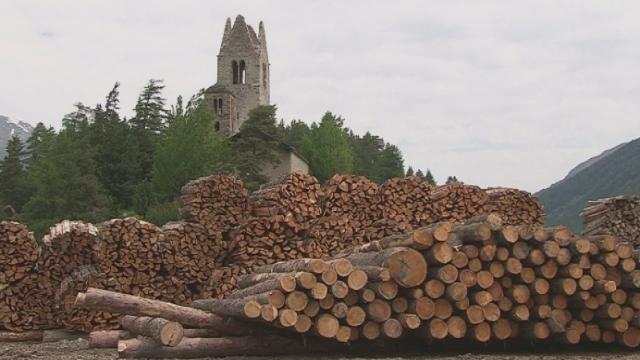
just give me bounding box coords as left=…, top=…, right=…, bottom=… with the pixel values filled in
left=536, top=138, right=640, bottom=231
left=0, top=115, right=33, bottom=158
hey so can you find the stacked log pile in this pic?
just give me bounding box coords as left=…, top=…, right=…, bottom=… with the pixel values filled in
left=321, top=174, right=381, bottom=229
left=378, top=176, right=434, bottom=227
left=430, top=183, right=490, bottom=223
left=0, top=271, right=58, bottom=330
left=179, top=174, right=250, bottom=235
left=249, top=172, right=323, bottom=222
left=485, top=187, right=544, bottom=225
left=74, top=214, right=640, bottom=357
left=0, top=221, right=38, bottom=284
left=56, top=265, right=121, bottom=332
left=37, top=221, right=99, bottom=284
left=582, top=196, right=640, bottom=247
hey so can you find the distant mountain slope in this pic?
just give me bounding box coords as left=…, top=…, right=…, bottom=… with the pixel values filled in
left=0, top=115, right=33, bottom=158
left=536, top=138, right=640, bottom=231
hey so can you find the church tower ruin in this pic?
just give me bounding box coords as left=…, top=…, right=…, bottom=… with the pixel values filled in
left=205, top=15, right=270, bottom=136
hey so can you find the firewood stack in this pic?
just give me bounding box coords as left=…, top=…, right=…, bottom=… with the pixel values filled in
left=378, top=176, right=435, bottom=227
left=485, top=187, right=544, bottom=225
left=249, top=172, right=323, bottom=222
left=360, top=219, right=414, bottom=244
left=430, top=183, right=490, bottom=223
left=0, top=271, right=58, bottom=331
left=0, top=221, right=38, bottom=284
left=321, top=174, right=381, bottom=230
left=304, top=216, right=357, bottom=258
left=37, top=221, right=99, bottom=284
left=179, top=174, right=250, bottom=236
left=582, top=196, right=640, bottom=247
left=56, top=265, right=121, bottom=332
left=162, top=222, right=227, bottom=286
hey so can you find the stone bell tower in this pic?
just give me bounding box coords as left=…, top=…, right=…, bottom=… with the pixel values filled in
left=205, top=15, right=270, bottom=136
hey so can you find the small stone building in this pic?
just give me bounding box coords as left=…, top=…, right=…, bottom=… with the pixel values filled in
left=205, top=15, right=309, bottom=182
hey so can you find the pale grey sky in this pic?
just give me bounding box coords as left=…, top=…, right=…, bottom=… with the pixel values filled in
left=1, top=1, right=639, bottom=192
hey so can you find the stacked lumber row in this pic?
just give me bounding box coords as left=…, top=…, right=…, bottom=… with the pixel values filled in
left=0, top=270, right=58, bottom=330
left=378, top=176, right=435, bottom=227
left=37, top=220, right=99, bottom=284
left=179, top=174, right=250, bottom=235
left=430, top=183, right=491, bottom=223
left=582, top=196, right=640, bottom=247
left=249, top=172, right=323, bottom=222
left=321, top=174, right=381, bottom=229
left=197, top=215, right=640, bottom=349
left=0, top=221, right=38, bottom=284
left=485, top=188, right=545, bottom=226
left=162, top=222, right=227, bottom=284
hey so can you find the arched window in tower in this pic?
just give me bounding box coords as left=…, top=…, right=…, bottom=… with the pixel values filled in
left=213, top=98, right=219, bottom=113
left=232, top=61, right=239, bottom=84
left=217, top=99, right=223, bottom=114
left=262, top=63, right=267, bottom=87
left=239, top=60, right=246, bottom=84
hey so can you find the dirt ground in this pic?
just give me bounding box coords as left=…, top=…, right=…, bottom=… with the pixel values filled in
left=1, top=339, right=639, bottom=360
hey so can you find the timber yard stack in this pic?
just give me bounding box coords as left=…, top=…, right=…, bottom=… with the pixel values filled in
left=0, top=221, right=38, bottom=284
left=249, top=172, right=323, bottom=221
left=322, top=174, right=381, bottom=229
left=73, top=214, right=640, bottom=358
left=179, top=174, right=250, bottom=235
left=486, top=187, right=545, bottom=225
left=582, top=196, right=640, bottom=247
left=37, top=221, right=99, bottom=284
left=431, top=183, right=491, bottom=223
left=378, top=176, right=434, bottom=227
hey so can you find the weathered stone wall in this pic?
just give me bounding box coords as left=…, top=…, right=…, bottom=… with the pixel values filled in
left=260, top=149, right=310, bottom=182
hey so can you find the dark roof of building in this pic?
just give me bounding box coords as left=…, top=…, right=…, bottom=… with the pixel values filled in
left=231, top=128, right=310, bottom=165
left=205, top=83, right=233, bottom=94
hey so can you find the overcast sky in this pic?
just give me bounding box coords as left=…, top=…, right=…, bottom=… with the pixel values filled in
left=1, top=1, right=639, bottom=192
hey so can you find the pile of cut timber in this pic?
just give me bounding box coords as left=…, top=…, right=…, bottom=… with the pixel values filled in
left=582, top=196, right=640, bottom=247
left=378, top=176, right=434, bottom=227
left=179, top=174, right=250, bottom=235
left=37, top=221, right=99, bottom=284
left=0, top=270, right=58, bottom=330
left=321, top=174, right=381, bottom=229
left=162, top=222, right=226, bottom=285
left=430, top=183, right=490, bottom=223
left=0, top=221, right=38, bottom=284
left=56, top=265, right=121, bottom=332
left=486, top=188, right=544, bottom=225
left=249, top=172, right=322, bottom=222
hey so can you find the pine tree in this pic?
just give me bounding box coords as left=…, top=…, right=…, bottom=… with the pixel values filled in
left=415, top=169, right=424, bottom=179
left=92, top=83, right=142, bottom=210
left=375, top=143, right=405, bottom=183
left=446, top=176, right=459, bottom=185
left=304, top=112, right=354, bottom=183
left=130, top=79, right=168, bottom=179
left=231, top=105, right=282, bottom=189
left=406, top=166, right=414, bottom=177
left=26, top=122, right=56, bottom=165
left=22, top=125, right=111, bottom=236
left=152, top=97, right=230, bottom=203
left=424, top=169, right=436, bottom=186
left=0, top=136, right=30, bottom=212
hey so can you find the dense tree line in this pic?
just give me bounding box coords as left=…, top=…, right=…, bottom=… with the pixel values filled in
left=0, top=81, right=438, bottom=236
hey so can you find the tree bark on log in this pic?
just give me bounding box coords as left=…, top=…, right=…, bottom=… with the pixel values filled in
left=121, top=315, right=184, bottom=347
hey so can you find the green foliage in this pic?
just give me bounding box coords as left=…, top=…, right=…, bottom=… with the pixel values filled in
left=406, top=166, right=414, bottom=177
left=144, top=201, right=180, bottom=226
left=130, top=79, right=168, bottom=179
left=424, top=169, right=436, bottom=186
left=0, top=136, right=29, bottom=212
left=151, top=96, right=230, bottom=203
left=21, top=113, right=112, bottom=237
left=446, top=176, right=459, bottom=184
left=231, top=105, right=281, bottom=189
left=300, top=113, right=354, bottom=183
left=537, top=137, right=640, bottom=231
